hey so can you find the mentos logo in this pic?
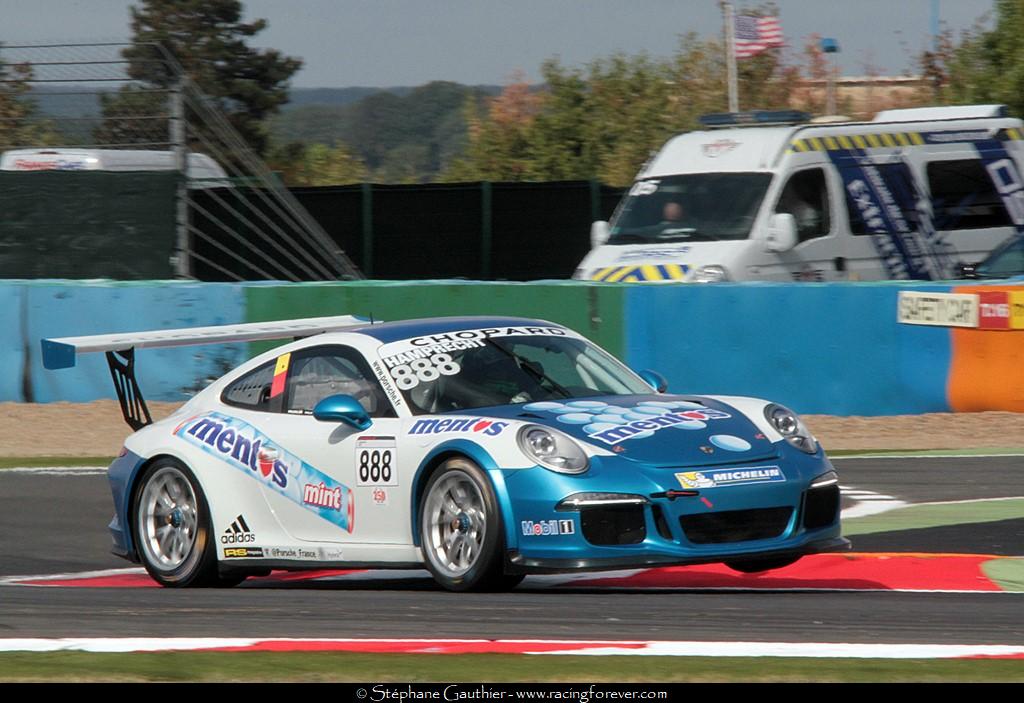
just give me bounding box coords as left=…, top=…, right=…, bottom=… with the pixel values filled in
left=408, top=417, right=509, bottom=436
left=178, top=415, right=287, bottom=488
left=175, top=412, right=355, bottom=533
left=522, top=400, right=730, bottom=445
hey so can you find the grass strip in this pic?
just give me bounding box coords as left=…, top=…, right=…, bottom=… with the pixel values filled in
left=0, top=652, right=1023, bottom=682
left=843, top=498, right=1024, bottom=536
left=982, top=558, right=1024, bottom=593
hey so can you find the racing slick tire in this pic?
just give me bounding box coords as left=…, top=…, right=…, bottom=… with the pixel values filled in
left=724, top=555, right=802, bottom=573
left=419, top=457, right=523, bottom=592
left=132, top=457, right=240, bottom=587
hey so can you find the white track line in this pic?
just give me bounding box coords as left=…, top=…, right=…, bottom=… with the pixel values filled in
left=0, top=638, right=1022, bottom=658
left=834, top=452, right=1024, bottom=460
left=4, top=467, right=107, bottom=475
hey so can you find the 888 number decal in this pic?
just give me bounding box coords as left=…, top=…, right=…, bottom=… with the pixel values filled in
left=355, top=439, right=398, bottom=486
left=389, top=353, right=460, bottom=390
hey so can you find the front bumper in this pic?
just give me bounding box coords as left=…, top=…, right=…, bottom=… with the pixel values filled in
left=502, top=443, right=845, bottom=572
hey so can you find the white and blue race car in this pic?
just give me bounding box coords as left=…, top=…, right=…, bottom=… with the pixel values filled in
left=42, top=315, right=847, bottom=591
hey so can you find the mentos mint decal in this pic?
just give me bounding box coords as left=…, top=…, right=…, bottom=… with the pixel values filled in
left=175, top=412, right=354, bottom=532
left=522, top=400, right=730, bottom=445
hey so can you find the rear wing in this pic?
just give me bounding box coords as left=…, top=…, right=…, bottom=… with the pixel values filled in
left=41, top=314, right=370, bottom=430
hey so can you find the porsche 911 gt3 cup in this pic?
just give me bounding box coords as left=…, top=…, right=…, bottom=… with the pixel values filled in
left=42, top=315, right=848, bottom=591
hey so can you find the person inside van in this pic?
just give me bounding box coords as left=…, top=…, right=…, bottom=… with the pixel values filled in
left=663, top=200, right=685, bottom=223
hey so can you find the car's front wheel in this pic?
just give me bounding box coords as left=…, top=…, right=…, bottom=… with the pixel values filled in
left=419, top=458, right=523, bottom=592
left=132, top=458, right=226, bottom=587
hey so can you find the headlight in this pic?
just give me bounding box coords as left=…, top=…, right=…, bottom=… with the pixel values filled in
left=517, top=425, right=589, bottom=474
left=764, top=403, right=818, bottom=454
left=693, top=264, right=730, bottom=283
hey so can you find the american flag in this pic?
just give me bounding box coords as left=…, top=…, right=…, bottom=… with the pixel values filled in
left=734, top=14, right=784, bottom=59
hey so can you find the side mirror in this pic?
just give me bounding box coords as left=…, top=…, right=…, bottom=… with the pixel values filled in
left=765, top=213, right=798, bottom=253
left=591, top=220, right=610, bottom=248
left=312, top=394, right=372, bottom=430
left=638, top=369, right=668, bottom=393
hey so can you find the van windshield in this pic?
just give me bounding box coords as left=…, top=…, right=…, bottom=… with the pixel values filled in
left=610, top=173, right=772, bottom=243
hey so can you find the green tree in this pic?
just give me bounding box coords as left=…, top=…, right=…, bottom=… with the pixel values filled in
left=96, top=0, right=301, bottom=154
left=0, top=56, right=60, bottom=150
left=921, top=1, right=1024, bottom=114
left=266, top=141, right=367, bottom=186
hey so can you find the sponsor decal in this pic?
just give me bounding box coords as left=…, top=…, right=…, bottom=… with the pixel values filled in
left=355, top=437, right=398, bottom=486
left=701, top=138, right=740, bottom=158
left=1011, top=292, right=1024, bottom=329
left=266, top=547, right=319, bottom=560
left=407, top=417, right=509, bottom=436
left=522, top=400, right=731, bottom=446
left=921, top=130, right=992, bottom=144
left=223, top=547, right=264, bottom=558
left=699, top=446, right=714, bottom=454
left=221, top=515, right=256, bottom=544
left=318, top=547, right=345, bottom=561
left=978, top=291, right=1011, bottom=330
left=12, top=158, right=87, bottom=171
left=521, top=519, right=576, bottom=536
left=675, top=465, right=785, bottom=489
left=377, top=326, right=581, bottom=390
left=304, top=482, right=342, bottom=510
left=270, top=353, right=291, bottom=398
left=371, top=487, right=388, bottom=506
left=615, top=246, right=691, bottom=263
left=176, top=412, right=355, bottom=532
left=791, top=266, right=824, bottom=282
left=897, top=291, right=978, bottom=328
left=371, top=360, right=404, bottom=408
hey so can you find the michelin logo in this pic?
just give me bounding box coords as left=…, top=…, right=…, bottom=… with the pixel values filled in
left=676, top=466, right=785, bottom=489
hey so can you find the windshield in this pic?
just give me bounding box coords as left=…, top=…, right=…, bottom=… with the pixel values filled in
left=378, top=331, right=652, bottom=415
left=976, top=235, right=1024, bottom=278
left=609, top=173, right=772, bottom=243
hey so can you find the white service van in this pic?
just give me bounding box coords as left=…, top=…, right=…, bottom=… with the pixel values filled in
left=0, top=148, right=229, bottom=186
left=575, top=105, right=1024, bottom=282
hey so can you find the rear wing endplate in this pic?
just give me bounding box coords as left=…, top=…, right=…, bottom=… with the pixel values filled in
left=41, top=314, right=370, bottom=430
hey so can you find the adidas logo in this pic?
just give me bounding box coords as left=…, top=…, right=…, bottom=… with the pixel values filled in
left=220, top=515, right=256, bottom=544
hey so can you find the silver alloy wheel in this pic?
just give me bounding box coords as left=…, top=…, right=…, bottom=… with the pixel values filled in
left=137, top=465, right=200, bottom=572
left=422, top=469, right=487, bottom=578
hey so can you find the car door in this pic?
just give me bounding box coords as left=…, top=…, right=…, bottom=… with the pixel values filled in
left=254, top=344, right=408, bottom=546
left=761, top=166, right=847, bottom=281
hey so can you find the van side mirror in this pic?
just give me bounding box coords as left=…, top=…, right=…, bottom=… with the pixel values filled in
left=958, top=262, right=979, bottom=279
left=591, top=221, right=610, bottom=248
left=765, top=213, right=798, bottom=253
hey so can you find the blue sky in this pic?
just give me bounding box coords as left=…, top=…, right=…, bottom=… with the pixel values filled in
left=2, top=1, right=996, bottom=87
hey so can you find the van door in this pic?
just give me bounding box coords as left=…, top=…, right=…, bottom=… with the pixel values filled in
left=757, top=166, right=846, bottom=281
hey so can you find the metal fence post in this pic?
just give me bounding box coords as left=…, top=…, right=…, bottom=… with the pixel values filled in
left=481, top=181, right=492, bottom=279
left=361, top=182, right=374, bottom=277
left=170, top=77, right=190, bottom=278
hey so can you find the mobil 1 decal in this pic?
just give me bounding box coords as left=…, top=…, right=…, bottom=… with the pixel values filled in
left=376, top=325, right=583, bottom=390
left=827, top=147, right=955, bottom=280
left=174, top=412, right=355, bottom=533
left=356, top=436, right=397, bottom=486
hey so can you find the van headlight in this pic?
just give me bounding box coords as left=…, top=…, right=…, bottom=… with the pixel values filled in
left=764, top=403, right=818, bottom=454
left=694, top=264, right=730, bottom=282
left=517, top=425, right=589, bottom=474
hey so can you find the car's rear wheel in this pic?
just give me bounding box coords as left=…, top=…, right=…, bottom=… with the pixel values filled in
left=133, top=458, right=233, bottom=587
left=724, top=555, right=802, bottom=573
left=419, top=458, right=523, bottom=591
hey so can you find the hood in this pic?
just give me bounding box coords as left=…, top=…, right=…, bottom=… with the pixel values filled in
left=577, top=241, right=749, bottom=283
left=474, top=394, right=778, bottom=468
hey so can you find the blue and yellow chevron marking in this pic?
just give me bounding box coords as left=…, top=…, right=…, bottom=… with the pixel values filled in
left=590, top=264, right=690, bottom=282
left=783, top=126, right=1024, bottom=153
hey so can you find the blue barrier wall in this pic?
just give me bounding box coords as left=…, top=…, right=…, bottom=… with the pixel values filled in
left=3, top=279, right=963, bottom=416
left=623, top=282, right=953, bottom=416
left=25, top=282, right=246, bottom=403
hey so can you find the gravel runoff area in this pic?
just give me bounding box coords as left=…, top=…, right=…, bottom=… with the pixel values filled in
left=2, top=400, right=1023, bottom=458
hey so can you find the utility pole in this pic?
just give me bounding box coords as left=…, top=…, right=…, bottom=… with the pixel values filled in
left=721, top=1, right=738, bottom=112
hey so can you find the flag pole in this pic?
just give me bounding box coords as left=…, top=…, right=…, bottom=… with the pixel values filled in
left=722, top=1, right=738, bottom=112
